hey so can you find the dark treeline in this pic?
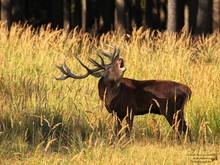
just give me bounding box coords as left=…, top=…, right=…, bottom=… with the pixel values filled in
left=0, top=0, right=220, bottom=35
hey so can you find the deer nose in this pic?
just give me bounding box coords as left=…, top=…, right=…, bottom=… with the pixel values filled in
left=118, top=58, right=126, bottom=71
left=118, top=58, right=124, bottom=66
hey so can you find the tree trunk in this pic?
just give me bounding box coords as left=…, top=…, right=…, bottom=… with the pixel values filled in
left=1, top=0, right=12, bottom=29
left=63, top=0, right=71, bottom=32
left=115, top=0, right=126, bottom=34
left=167, top=0, right=178, bottom=32
left=213, top=0, right=220, bottom=31
left=81, top=0, right=86, bottom=32
left=196, top=0, right=213, bottom=35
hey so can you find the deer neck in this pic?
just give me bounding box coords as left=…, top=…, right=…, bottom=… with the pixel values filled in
left=98, top=77, right=121, bottom=111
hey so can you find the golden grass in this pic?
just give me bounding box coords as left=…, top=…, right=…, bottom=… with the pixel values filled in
left=0, top=22, right=220, bottom=164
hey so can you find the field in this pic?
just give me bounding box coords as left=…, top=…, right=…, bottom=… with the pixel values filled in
left=0, top=22, right=220, bottom=164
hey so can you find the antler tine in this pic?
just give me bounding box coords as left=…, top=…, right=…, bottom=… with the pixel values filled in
left=96, top=54, right=105, bottom=66
left=54, top=60, right=90, bottom=80
left=98, top=51, right=113, bottom=61
left=54, top=54, right=104, bottom=80
left=114, top=47, right=120, bottom=61
left=106, top=44, right=117, bottom=60
left=88, top=57, right=105, bottom=69
left=73, top=54, right=104, bottom=76
left=54, top=65, right=69, bottom=80
left=73, top=54, right=91, bottom=71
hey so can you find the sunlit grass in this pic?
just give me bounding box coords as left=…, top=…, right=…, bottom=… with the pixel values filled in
left=0, top=22, right=220, bottom=164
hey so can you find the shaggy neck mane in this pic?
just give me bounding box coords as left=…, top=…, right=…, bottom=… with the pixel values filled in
left=98, top=78, right=121, bottom=111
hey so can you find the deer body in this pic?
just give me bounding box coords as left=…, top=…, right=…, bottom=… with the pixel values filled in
left=55, top=46, right=192, bottom=141
left=99, top=78, right=191, bottom=115
left=98, top=77, right=191, bottom=139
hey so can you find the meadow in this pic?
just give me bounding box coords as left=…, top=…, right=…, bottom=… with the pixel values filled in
left=0, top=22, right=220, bottom=164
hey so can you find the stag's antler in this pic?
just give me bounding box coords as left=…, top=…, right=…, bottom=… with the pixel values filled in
left=97, top=44, right=120, bottom=64
left=54, top=54, right=102, bottom=80
left=54, top=45, right=120, bottom=80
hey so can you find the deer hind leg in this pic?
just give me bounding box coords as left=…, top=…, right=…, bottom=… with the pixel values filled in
left=173, top=110, right=185, bottom=139
left=176, top=98, right=192, bottom=142
left=159, top=99, right=184, bottom=140
left=178, top=107, right=192, bottom=142
left=164, top=101, right=191, bottom=142
left=162, top=110, right=183, bottom=141
left=174, top=110, right=192, bottom=142
left=160, top=99, right=191, bottom=142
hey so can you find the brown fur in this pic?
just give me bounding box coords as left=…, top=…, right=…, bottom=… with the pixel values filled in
left=98, top=76, right=191, bottom=141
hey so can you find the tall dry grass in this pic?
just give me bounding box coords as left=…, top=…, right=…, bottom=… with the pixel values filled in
left=0, top=22, right=220, bottom=164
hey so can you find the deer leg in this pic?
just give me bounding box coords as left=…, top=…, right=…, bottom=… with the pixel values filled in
left=175, top=111, right=192, bottom=142
left=182, top=119, right=192, bottom=142
left=164, top=109, right=191, bottom=142
left=160, top=98, right=190, bottom=141
left=114, top=115, right=123, bottom=138
left=159, top=100, right=180, bottom=138
left=114, top=113, right=134, bottom=140
left=176, top=100, right=192, bottom=142
left=125, top=112, right=134, bottom=138
left=178, top=108, right=192, bottom=142
left=160, top=100, right=182, bottom=140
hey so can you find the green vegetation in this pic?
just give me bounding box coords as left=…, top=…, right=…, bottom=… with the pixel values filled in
left=0, top=22, right=220, bottom=164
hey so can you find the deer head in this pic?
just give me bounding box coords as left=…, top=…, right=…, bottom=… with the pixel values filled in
left=54, top=45, right=126, bottom=86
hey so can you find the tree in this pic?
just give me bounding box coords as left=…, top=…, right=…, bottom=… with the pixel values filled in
left=63, top=0, right=71, bottom=32
left=213, top=0, right=220, bottom=31
left=196, top=0, right=213, bottom=35
left=115, top=0, right=126, bottom=34
left=188, top=0, right=213, bottom=35
left=1, top=0, right=12, bottom=29
left=81, top=0, right=86, bottom=32
left=167, top=0, right=185, bottom=32
left=115, top=0, right=131, bottom=34
left=167, top=0, right=178, bottom=32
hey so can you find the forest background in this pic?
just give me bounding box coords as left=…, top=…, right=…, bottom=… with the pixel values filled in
left=1, top=0, right=220, bottom=35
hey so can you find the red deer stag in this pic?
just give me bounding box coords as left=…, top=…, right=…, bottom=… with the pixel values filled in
left=54, top=46, right=192, bottom=141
